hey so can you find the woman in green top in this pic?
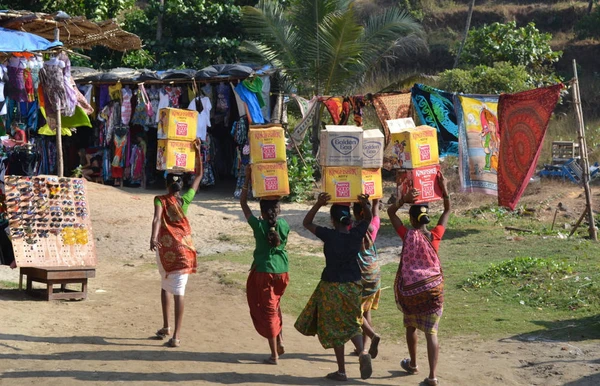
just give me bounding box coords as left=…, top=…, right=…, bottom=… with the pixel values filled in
left=150, top=139, right=203, bottom=347
left=240, top=165, right=290, bottom=365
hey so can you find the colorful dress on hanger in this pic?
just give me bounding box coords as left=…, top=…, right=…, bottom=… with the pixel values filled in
left=121, top=87, right=133, bottom=125
left=112, top=132, right=127, bottom=179
left=59, top=52, right=77, bottom=117
left=6, top=64, right=27, bottom=103
left=148, top=86, right=160, bottom=125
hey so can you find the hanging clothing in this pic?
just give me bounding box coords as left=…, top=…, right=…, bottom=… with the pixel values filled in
left=112, top=132, right=127, bottom=178
left=23, top=68, right=34, bottom=102
left=320, top=97, right=343, bottom=125
left=59, top=52, right=77, bottom=117
left=349, top=96, right=366, bottom=126
left=188, top=96, right=212, bottom=140
left=234, top=83, right=265, bottom=124
left=39, top=60, right=67, bottom=130
left=164, top=86, right=182, bottom=108
left=6, top=63, right=27, bottom=103
left=497, top=84, right=563, bottom=210
left=289, top=95, right=319, bottom=145
left=230, top=82, right=247, bottom=117
left=108, top=82, right=122, bottom=101
left=372, top=92, right=412, bottom=145
left=0, top=64, right=7, bottom=116
left=156, top=87, right=170, bottom=122
left=147, top=86, right=160, bottom=125
left=121, top=87, right=133, bottom=125
left=242, top=77, right=265, bottom=107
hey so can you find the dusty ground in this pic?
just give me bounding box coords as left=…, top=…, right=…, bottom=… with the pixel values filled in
left=0, top=179, right=599, bottom=386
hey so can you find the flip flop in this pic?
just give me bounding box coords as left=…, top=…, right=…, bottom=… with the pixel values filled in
left=401, top=358, right=418, bottom=374
left=325, top=371, right=347, bottom=382
left=155, top=327, right=170, bottom=340
left=424, top=377, right=439, bottom=386
left=369, top=334, right=381, bottom=359
left=277, top=343, right=285, bottom=356
left=166, top=338, right=180, bottom=347
left=263, top=357, right=278, bottom=365
left=359, top=353, right=373, bottom=380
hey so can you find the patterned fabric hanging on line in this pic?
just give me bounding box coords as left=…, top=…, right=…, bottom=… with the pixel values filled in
left=497, top=84, right=563, bottom=210
left=456, top=94, right=500, bottom=196
left=289, top=95, right=319, bottom=146
left=371, top=92, right=412, bottom=145
left=411, top=84, right=459, bottom=156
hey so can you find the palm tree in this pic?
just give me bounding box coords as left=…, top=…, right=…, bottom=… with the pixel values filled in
left=241, top=0, right=425, bottom=97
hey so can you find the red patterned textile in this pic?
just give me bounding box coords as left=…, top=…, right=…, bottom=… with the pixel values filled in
left=372, top=93, right=412, bottom=144
left=156, top=194, right=197, bottom=276
left=320, top=97, right=344, bottom=124
left=497, top=84, right=563, bottom=210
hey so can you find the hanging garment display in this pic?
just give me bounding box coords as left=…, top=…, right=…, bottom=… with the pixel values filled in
left=112, top=127, right=128, bottom=179
left=230, top=82, right=247, bottom=117
left=38, top=56, right=67, bottom=129
left=497, top=84, right=563, bottom=210
left=289, top=95, right=319, bottom=145
left=371, top=92, right=412, bottom=145
left=59, top=52, right=77, bottom=117
left=320, top=97, right=343, bottom=125
left=6, top=57, right=27, bottom=103
left=121, top=86, right=133, bottom=125
left=147, top=85, right=160, bottom=125
left=411, top=84, right=459, bottom=156
left=234, top=82, right=265, bottom=124
left=348, top=96, right=366, bottom=126
left=456, top=94, right=500, bottom=195
left=242, top=77, right=265, bottom=107
left=0, top=64, right=8, bottom=116
left=188, top=96, right=212, bottom=140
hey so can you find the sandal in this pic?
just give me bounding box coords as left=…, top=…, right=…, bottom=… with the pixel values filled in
left=325, top=371, right=347, bottom=382
left=424, top=377, right=439, bottom=386
left=155, top=327, right=171, bottom=340
left=368, top=334, right=381, bottom=359
left=277, top=343, right=285, bottom=356
left=359, top=353, right=373, bottom=380
left=263, top=357, right=278, bottom=365
left=401, top=358, right=418, bottom=374
left=166, top=338, right=180, bottom=347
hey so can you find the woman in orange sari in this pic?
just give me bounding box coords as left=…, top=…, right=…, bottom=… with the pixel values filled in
left=150, top=139, right=203, bottom=347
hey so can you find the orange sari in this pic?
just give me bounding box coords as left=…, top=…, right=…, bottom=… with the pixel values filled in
left=156, top=194, right=197, bottom=276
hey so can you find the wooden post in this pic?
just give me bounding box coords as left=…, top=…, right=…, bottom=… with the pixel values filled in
left=56, top=99, right=63, bottom=177
left=572, top=59, right=597, bottom=241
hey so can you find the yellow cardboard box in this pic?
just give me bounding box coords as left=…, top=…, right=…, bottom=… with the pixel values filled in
left=362, top=168, right=383, bottom=200
left=156, top=140, right=196, bottom=172
left=157, top=108, right=198, bottom=141
left=322, top=166, right=363, bottom=203
left=385, top=124, right=439, bottom=169
left=251, top=162, right=290, bottom=198
left=249, top=125, right=287, bottom=163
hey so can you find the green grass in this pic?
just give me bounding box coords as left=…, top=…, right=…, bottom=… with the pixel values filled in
left=0, top=280, right=19, bottom=289
left=203, top=210, right=600, bottom=343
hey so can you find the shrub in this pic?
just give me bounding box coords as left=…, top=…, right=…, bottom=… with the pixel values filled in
left=438, top=62, right=531, bottom=94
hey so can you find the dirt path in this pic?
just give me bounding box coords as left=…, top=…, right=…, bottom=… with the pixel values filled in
left=0, top=184, right=598, bottom=385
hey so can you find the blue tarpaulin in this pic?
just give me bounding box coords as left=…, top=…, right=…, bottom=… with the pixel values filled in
left=0, top=27, right=62, bottom=52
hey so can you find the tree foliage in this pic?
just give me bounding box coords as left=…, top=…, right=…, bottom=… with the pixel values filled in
left=438, top=62, right=531, bottom=95
left=241, top=0, right=425, bottom=95
left=454, top=21, right=562, bottom=90
left=576, top=3, right=600, bottom=39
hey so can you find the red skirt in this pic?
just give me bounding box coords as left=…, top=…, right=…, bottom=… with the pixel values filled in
left=246, top=270, right=289, bottom=339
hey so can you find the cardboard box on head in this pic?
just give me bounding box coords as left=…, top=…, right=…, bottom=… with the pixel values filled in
left=157, top=140, right=196, bottom=172
left=384, top=120, right=439, bottom=170
left=320, top=125, right=363, bottom=167
left=249, top=125, right=287, bottom=163
left=362, top=129, right=385, bottom=168
left=251, top=162, right=290, bottom=198
left=361, top=168, right=383, bottom=200
left=157, top=108, right=198, bottom=141
left=396, top=164, right=443, bottom=204
left=322, top=166, right=363, bottom=203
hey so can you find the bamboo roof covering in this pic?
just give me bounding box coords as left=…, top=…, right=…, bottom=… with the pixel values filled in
left=0, top=10, right=141, bottom=52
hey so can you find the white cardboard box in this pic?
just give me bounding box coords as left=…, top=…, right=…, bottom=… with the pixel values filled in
left=319, top=125, right=363, bottom=167
left=362, top=129, right=385, bottom=168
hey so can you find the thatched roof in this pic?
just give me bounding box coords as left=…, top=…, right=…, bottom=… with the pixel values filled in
left=0, top=10, right=141, bottom=52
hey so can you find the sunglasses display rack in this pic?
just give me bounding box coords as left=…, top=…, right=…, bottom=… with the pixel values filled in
left=4, top=175, right=97, bottom=267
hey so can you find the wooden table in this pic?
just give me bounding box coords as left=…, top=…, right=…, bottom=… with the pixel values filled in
left=19, top=267, right=96, bottom=301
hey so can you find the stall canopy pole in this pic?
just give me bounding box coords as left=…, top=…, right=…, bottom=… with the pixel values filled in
left=54, top=26, right=64, bottom=177
left=572, top=59, right=597, bottom=241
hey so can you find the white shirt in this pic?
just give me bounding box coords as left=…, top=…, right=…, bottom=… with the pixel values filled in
left=188, top=96, right=212, bottom=140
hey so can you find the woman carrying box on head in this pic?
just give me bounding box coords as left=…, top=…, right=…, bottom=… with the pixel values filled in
left=387, top=172, right=450, bottom=386
left=352, top=198, right=382, bottom=359
left=150, top=139, right=203, bottom=348
left=240, top=165, right=290, bottom=365
left=295, top=193, right=374, bottom=382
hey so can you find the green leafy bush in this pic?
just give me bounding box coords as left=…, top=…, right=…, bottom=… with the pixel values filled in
left=575, top=6, right=600, bottom=40
left=439, top=62, right=531, bottom=95
left=286, top=133, right=316, bottom=202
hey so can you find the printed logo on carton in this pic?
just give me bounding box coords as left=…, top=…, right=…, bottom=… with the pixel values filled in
left=415, top=166, right=438, bottom=177
left=329, top=167, right=360, bottom=176
left=335, top=182, right=351, bottom=198
left=254, top=131, right=282, bottom=140
left=363, top=141, right=382, bottom=159
left=419, top=144, right=431, bottom=161
left=262, top=144, right=276, bottom=160
left=176, top=122, right=188, bottom=136
left=421, top=180, right=435, bottom=199
left=331, top=136, right=359, bottom=155
left=264, top=176, right=279, bottom=191
left=363, top=181, right=375, bottom=196
left=174, top=152, right=187, bottom=167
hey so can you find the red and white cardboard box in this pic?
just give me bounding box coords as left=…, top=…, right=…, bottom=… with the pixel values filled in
left=396, top=164, right=443, bottom=204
